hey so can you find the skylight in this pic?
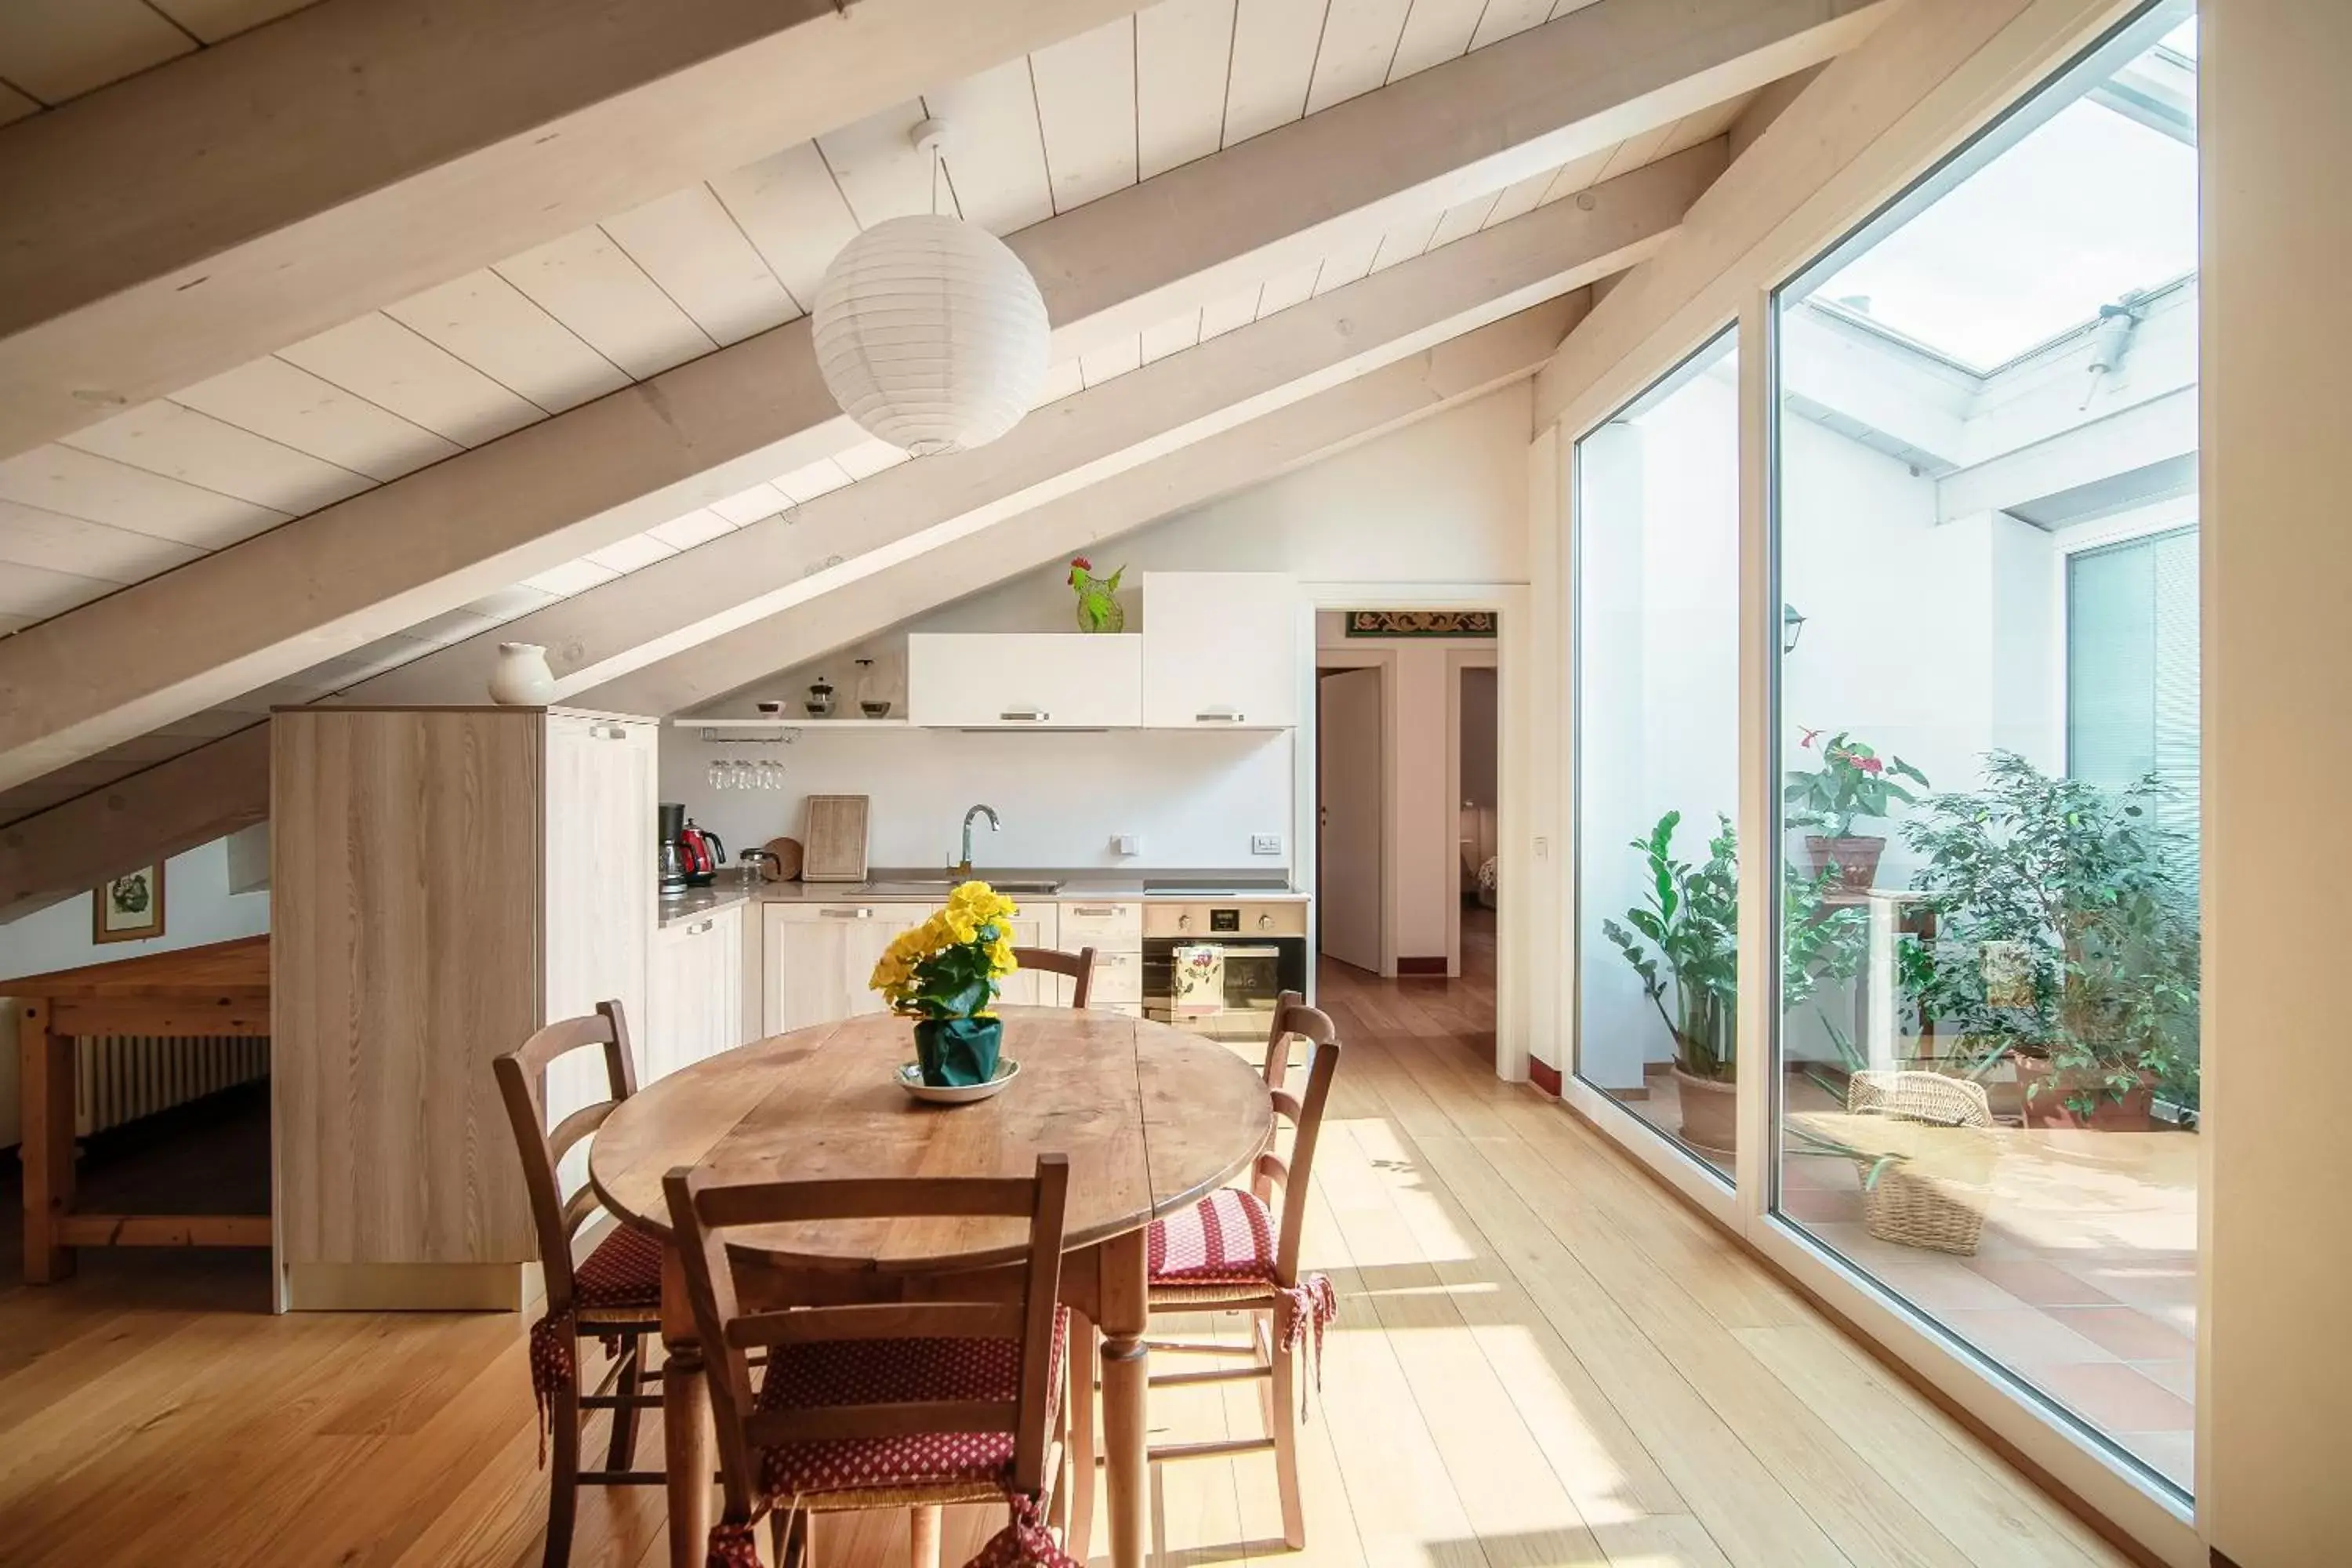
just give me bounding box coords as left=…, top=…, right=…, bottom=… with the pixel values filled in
left=1805, top=32, right=2198, bottom=372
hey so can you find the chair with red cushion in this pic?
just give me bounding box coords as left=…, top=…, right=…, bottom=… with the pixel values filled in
left=1066, top=996, right=1341, bottom=1561
left=493, top=1002, right=666, bottom=1568
left=664, top=1154, right=1080, bottom=1568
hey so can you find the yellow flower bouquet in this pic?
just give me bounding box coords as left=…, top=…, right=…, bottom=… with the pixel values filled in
left=870, top=880, right=1022, bottom=1087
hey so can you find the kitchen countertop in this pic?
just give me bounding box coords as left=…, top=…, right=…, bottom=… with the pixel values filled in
left=657, top=869, right=1306, bottom=927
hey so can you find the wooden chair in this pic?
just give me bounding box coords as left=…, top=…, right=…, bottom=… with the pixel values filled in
left=1068, top=997, right=1341, bottom=1563
left=1013, top=946, right=1097, bottom=1009
left=664, top=1155, right=1076, bottom=1568
left=492, top=1002, right=666, bottom=1568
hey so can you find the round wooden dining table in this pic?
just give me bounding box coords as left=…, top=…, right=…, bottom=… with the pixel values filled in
left=590, top=1005, right=1275, bottom=1568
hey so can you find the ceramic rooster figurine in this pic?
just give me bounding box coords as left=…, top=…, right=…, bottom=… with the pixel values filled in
left=1069, top=557, right=1126, bottom=633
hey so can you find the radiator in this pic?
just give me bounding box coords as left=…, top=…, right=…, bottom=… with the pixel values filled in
left=74, top=1036, right=270, bottom=1138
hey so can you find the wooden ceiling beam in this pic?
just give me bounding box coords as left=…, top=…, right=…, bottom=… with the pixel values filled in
left=361, top=145, right=1718, bottom=707
left=0, top=0, right=1138, bottom=457
left=581, top=303, right=1584, bottom=718
left=0, top=0, right=1882, bottom=797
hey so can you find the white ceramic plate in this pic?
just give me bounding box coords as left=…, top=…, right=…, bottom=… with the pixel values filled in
left=896, top=1058, right=1021, bottom=1105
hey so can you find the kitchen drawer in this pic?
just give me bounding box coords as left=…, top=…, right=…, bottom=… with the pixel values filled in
left=1086, top=946, right=1144, bottom=1007
left=1058, top=899, right=1143, bottom=940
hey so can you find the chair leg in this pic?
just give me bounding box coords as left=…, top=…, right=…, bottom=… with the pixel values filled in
left=1269, top=1308, right=1305, bottom=1552
left=606, top=1331, right=644, bottom=1472
left=543, top=1382, right=581, bottom=1568
left=909, top=1504, right=944, bottom=1568
left=1149, top=1460, right=1168, bottom=1568
left=1067, top=1309, right=1098, bottom=1559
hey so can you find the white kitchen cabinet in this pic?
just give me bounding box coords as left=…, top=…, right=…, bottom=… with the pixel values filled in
left=907, top=633, right=1142, bottom=729
left=764, top=902, right=903, bottom=1036
left=647, top=902, right=745, bottom=1081
left=998, top=906, right=1062, bottom=1007
left=1141, top=572, right=1298, bottom=728
left=1058, top=898, right=1144, bottom=1011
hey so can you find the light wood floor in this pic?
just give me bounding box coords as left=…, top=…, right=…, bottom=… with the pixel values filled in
left=0, top=932, right=2127, bottom=1567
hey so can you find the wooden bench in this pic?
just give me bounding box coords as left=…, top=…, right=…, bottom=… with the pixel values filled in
left=10, top=935, right=272, bottom=1283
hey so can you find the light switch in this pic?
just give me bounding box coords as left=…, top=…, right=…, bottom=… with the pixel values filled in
left=1113, top=833, right=1140, bottom=855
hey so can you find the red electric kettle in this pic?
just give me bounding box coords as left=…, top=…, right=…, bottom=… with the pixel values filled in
left=678, top=818, right=727, bottom=886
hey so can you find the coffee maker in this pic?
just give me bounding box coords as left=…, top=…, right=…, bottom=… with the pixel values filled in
left=658, top=802, right=691, bottom=898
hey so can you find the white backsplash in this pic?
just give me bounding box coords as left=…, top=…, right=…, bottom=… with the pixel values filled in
left=661, top=726, right=1294, bottom=874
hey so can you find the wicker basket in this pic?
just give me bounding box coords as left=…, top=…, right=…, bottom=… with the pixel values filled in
left=1846, top=1071, right=2000, bottom=1256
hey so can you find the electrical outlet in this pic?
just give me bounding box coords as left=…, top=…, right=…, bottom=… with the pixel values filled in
left=1250, top=833, right=1283, bottom=855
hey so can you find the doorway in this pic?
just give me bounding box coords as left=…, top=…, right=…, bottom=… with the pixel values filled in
left=1316, top=666, right=1384, bottom=975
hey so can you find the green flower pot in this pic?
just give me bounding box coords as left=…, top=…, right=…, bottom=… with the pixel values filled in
left=913, top=1016, right=1004, bottom=1088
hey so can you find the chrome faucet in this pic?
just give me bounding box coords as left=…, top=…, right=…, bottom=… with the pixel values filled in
left=957, top=804, right=1000, bottom=876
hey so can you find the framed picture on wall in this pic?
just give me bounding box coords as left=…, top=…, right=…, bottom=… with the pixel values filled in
left=93, top=863, right=166, bottom=944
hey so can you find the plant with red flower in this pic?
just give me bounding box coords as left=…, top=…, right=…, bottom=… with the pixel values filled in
left=1784, top=729, right=1928, bottom=838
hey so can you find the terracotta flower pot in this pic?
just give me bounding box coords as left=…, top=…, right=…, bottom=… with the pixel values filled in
left=1673, top=1067, right=1738, bottom=1155
left=2016, top=1058, right=2158, bottom=1131
left=1803, top=834, right=1886, bottom=894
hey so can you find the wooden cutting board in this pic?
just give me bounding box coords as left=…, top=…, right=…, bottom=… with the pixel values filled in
left=800, top=796, right=870, bottom=882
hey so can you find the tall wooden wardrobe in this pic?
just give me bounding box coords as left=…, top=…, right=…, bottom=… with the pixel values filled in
left=270, top=706, right=656, bottom=1311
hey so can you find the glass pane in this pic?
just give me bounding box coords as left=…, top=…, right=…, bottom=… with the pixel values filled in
left=1772, top=5, right=2200, bottom=1497
left=1573, top=328, right=1740, bottom=1182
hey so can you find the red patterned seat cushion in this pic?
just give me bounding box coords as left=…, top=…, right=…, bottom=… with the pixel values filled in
left=1149, top=1188, right=1278, bottom=1288
left=573, top=1222, right=665, bottom=1312
left=753, top=1312, right=1067, bottom=1500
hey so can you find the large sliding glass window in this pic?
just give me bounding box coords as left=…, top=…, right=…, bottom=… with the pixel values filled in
left=1771, top=5, right=2200, bottom=1497
left=1573, top=330, right=1740, bottom=1181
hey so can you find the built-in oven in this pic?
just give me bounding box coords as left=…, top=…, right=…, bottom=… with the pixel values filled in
left=1142, top=900, right=1310, bottom=1044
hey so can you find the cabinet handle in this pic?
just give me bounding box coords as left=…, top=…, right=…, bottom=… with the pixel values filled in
left=999, top=708, right=1049, bottom=722
left=821, top=907, right=875, bottom=919
left=590, top=723, right=630, bottom=741
left=688, top=918, right=713, bottom=935
left=1194, top=709, right=1245, bottom=723
left=1070, top=905, right=1125, bottom=918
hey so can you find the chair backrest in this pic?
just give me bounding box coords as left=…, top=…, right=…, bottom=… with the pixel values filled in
left=492, top=1001, right=639, bottom=1318
left=1011, top=946, right=1096, bottom=1009
left=1252, top=996, right=1341, bottom=1288
left=664, top=1155, right=1073, bottom=1523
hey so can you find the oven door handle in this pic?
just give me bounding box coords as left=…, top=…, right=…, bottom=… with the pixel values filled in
left=1167, top=943, right=1284, bottom=958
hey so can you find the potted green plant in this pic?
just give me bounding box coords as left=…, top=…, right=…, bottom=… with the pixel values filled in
left=1602, top=812, right=1865, bottom=1154
left=1784, top=728, right=1929, bottom=892
left=1900, top=753, right=2198, bottom=1129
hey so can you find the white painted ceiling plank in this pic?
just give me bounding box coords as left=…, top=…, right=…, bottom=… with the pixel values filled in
left=63, top=399, right=372, bottom=514
left=147, top=0, right=317, bottom=44
left=1426, top=191, right=1501, bottom=251
left=604, top=186, right=800, bottom=347
left=1305, top=0, right=1412, bottom=115
left=1198, top=285, right=1264, bottom=340
left=386, top=271, right=630, bottom=416
left=0, top=445, right=286, bottom=549
left=1078, top=335, right=1145, bottom=388
left=710, top=482, right=793, bottom=526
left=1386, top=0, right=1483, bottom=80
left=924, top=57, right=1055, bottom=234
left=774, top=457, right=857, bottom=504
left=1223, top=0, right=1328, bottom=147
left=1140, top=310, right=1203, bottom=364
left=0, top=80, right=39, bottom=125
left=521, top=557, right=622, bottom=598
left=0, top=561, right=115, bottom=623
left=1593, top=120, right=1678, bottom=184
left=818, top=100, right=938, bottom=228
left=583, top=532, right=678, bottom=575
left=1468, top=0, right=1553, bottom=52
left=281, top=313, right=544, bottom=447
left=1135, top=0, right=1234, bottom=180
left=1029, top=359, right=1087, bottom=408
left=174, top=358, right=459, bottom=481
left=1532, top=145, right=1620, bottom=207
left=834, top=441, right=911, bottom=481
left=495, top=229, right=716, bottom=382
left=1031, top=19, right=1139, bottom=214
left=0, top=497, right=205, bottom=583
left=649, top=508, right=741, bottom=552
left=1368, top=211, right=1443, bottom=271
left=1254, top=260, right=1321, bottom=317
left=0, top=0, right=192, bottom=105
left=1655, top=91, right=1757, bottom=157
left=711, top=142, right=861, bottom=314
left=1309, top=232, right=1382, bottom=296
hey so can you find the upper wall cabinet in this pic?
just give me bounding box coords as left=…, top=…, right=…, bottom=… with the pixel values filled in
left=1141, top=572, right=1299, bottom=729
left=907, top=633, right=1143, bottom=728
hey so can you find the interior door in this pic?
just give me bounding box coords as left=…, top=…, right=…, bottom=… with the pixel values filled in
left=1317, top=667, right=1384, bottom=973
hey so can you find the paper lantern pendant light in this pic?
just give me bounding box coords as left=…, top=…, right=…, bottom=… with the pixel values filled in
left=811, top=125, right=1050, bottom=456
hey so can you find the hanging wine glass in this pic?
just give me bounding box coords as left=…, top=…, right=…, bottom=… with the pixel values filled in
left=708, top=757, right=729, bottom=790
